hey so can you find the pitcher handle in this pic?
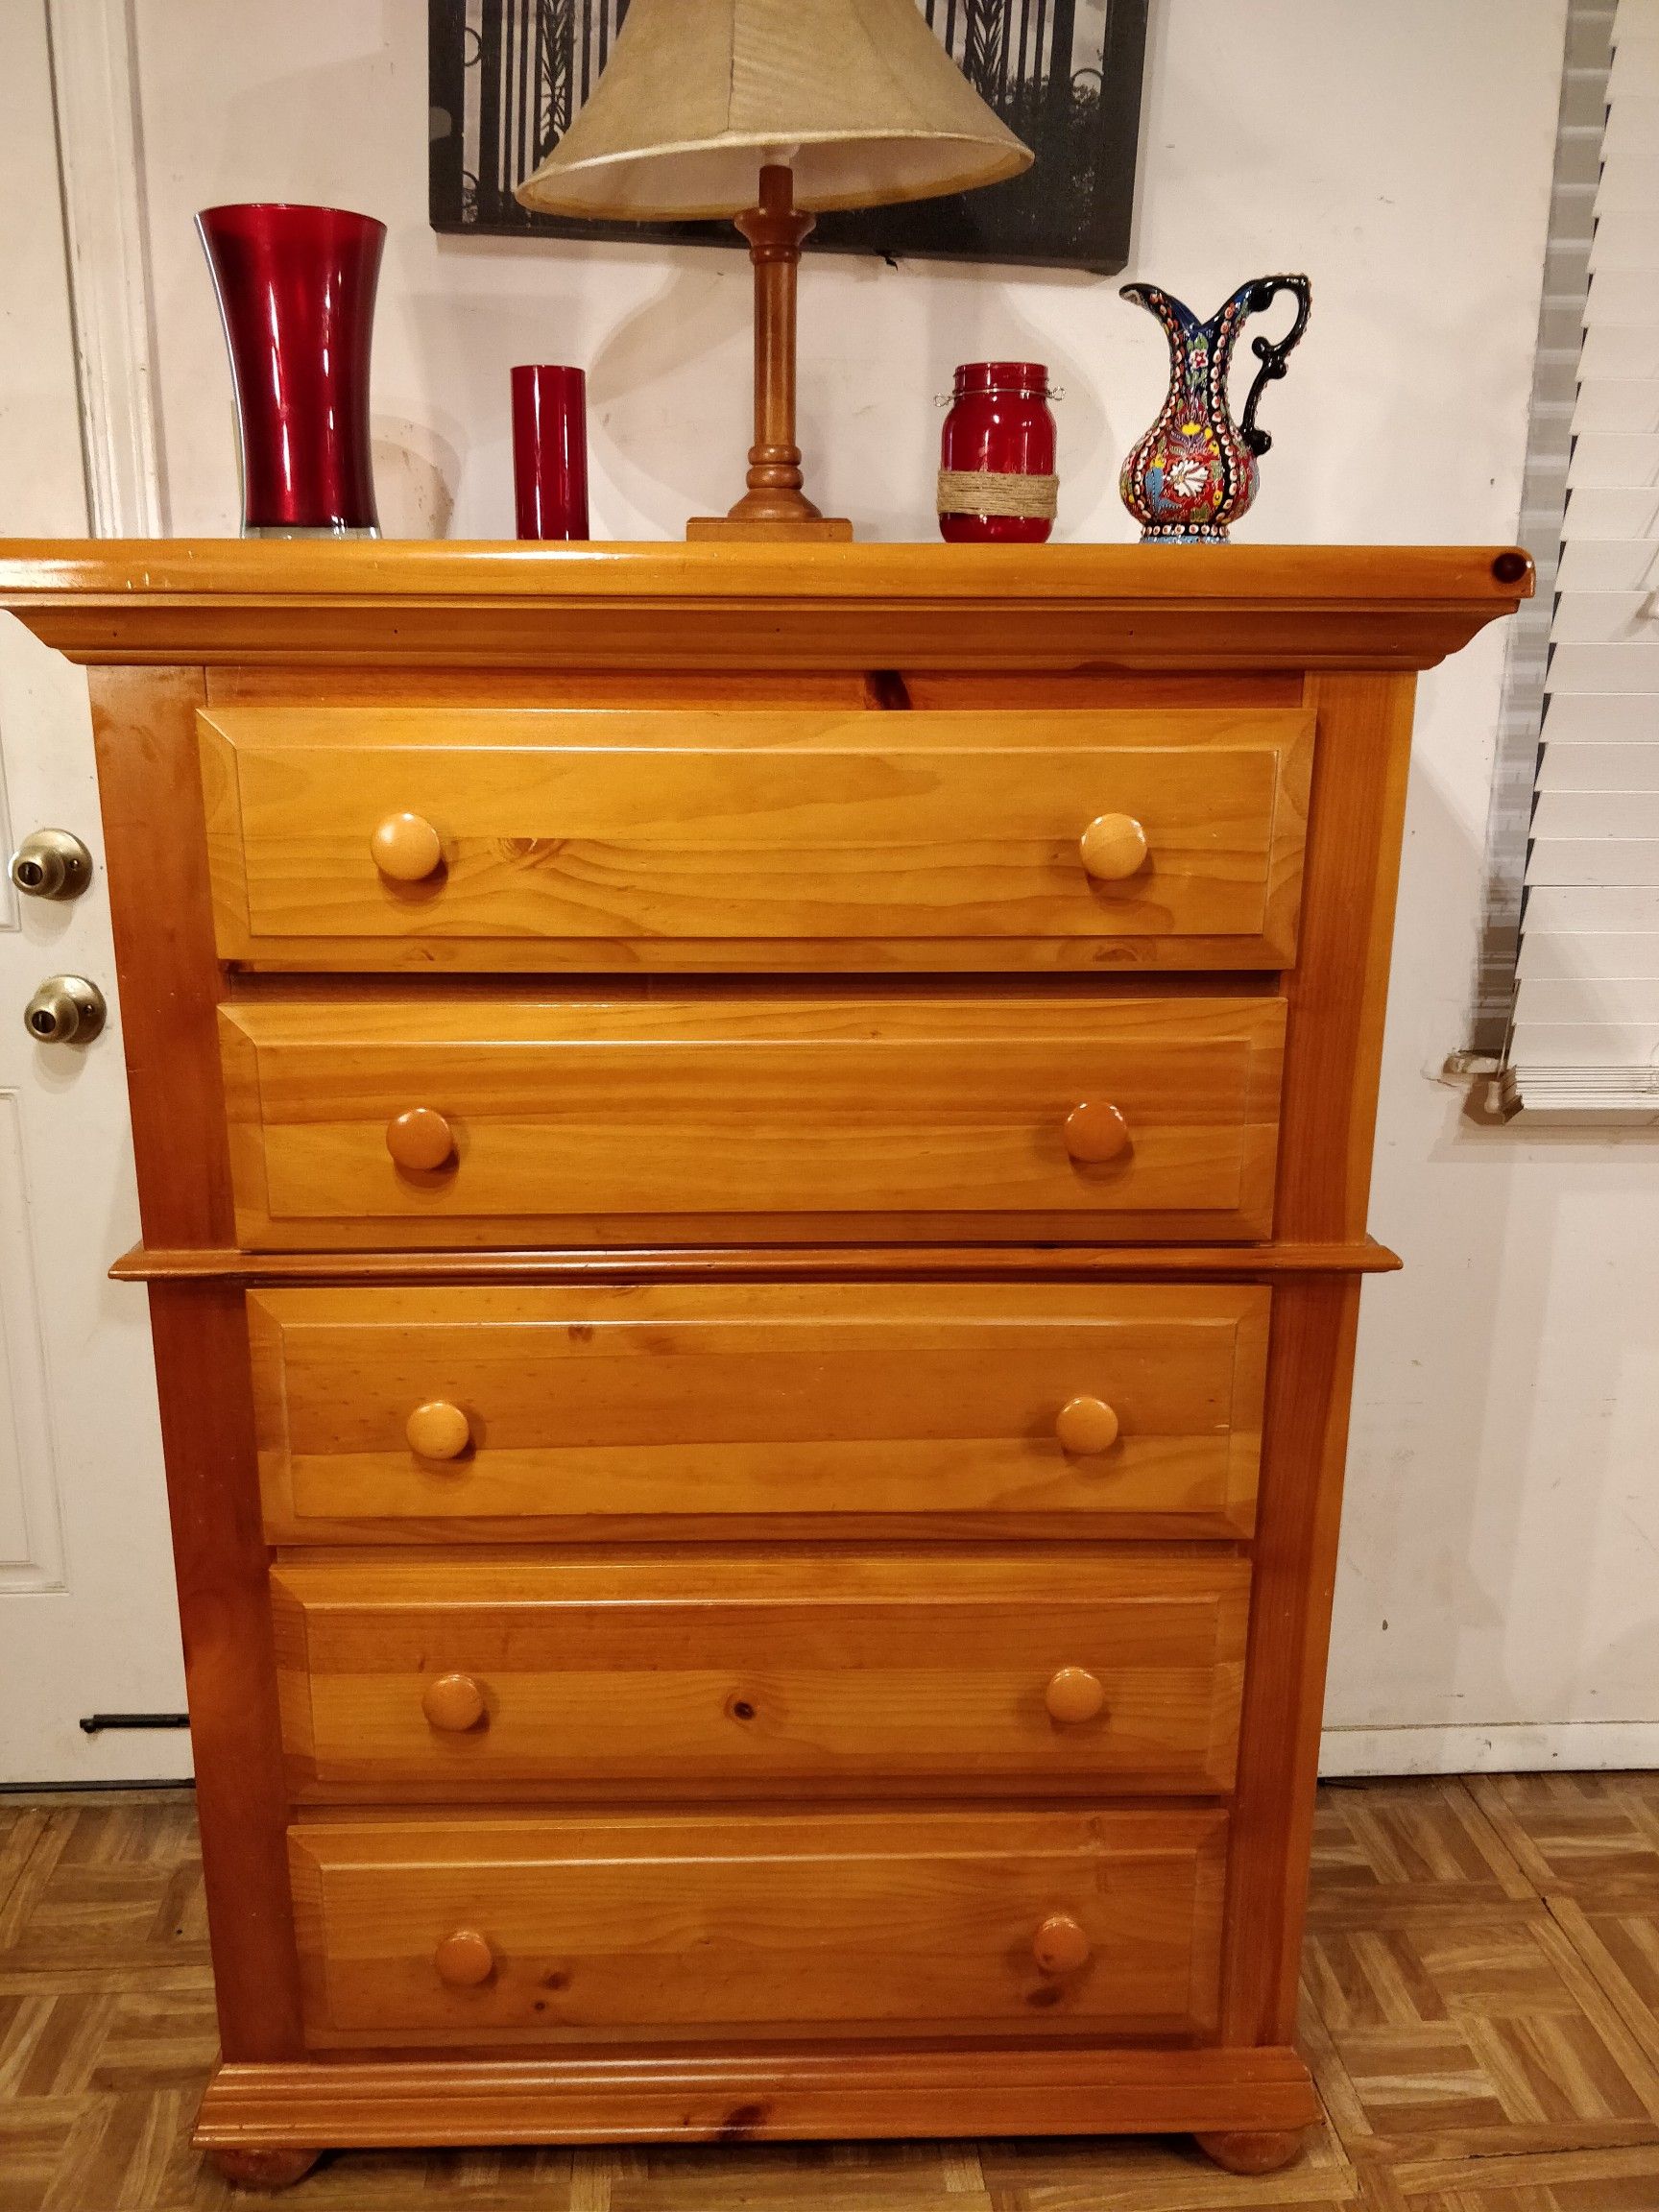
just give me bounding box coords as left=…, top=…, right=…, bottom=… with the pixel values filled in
left=1238, top=275, right=1311, bottom=457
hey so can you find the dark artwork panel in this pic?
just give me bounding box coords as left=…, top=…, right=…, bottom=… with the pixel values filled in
left=429, top=1, right=1147, bottom=275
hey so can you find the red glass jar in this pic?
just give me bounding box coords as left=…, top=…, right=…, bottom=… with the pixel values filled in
left=937, top=361, right=1058, bottom=543
left=512, top=365, right=589, bottom=540
left=197, top=203, right=384, bottom=537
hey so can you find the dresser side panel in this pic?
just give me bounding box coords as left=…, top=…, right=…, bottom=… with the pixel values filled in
left=87, top=667, right=301, bottom=2058
left=1219, top=1272, right=1363, bottom=2046
left=1275, top=671, right=1418, bottom=1242
left=147, top=1279, right=303, bottom=2059
left=86, top=664, right=235, bottom=1245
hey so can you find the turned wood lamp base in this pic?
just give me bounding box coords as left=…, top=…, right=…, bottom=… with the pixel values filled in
left=687, top=164, right=853, bottom=544
left=686, top=515, right=853, bottom=542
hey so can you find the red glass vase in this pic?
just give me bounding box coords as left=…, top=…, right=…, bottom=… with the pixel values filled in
left=512, top=366, right=589, bottom=540
left=197, top=203, right=385, bottom=538
left=937, top=361, right=1058, bottom=543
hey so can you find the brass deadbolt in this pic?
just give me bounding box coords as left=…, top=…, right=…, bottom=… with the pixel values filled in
left=10, top=829, right=92, bottom=901
left=24, top=974, right=107, bottom=1045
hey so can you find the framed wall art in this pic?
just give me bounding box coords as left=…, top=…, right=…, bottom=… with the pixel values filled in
left=429, top=0, right=1149, bottom=274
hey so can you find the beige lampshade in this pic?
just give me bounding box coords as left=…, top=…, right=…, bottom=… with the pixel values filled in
left=514, top=0, right=1033, bottom=222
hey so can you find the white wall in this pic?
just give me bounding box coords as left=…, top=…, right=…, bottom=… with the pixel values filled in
left=0, top=6, right=86, bottom=538
left=73, top=1, right=1659, bottom=1767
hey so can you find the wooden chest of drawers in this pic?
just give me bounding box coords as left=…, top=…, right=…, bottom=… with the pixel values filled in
left=0, top=541, right=1527, bottom=2187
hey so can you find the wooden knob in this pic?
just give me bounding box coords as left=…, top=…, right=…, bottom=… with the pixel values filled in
left=387, top=1107, right=454, bottom=1172
left=372, top=811, right=443, bottom=882
left=1056, top=1396, right=1119, bottom=1455
left=433, top=1928, right=494, bottom=1987
left=406, top=1399, right=471, bottom=1460
left=1063, top=1101, right=1129, bottom=1165
left=1032, top=1912, right=1091, bottom=1976
left=422, top=1672, right=487, bottom=1732
left=1079, top=813, right=1148, bottom=882
left=1045, top=1667, right=1107, bottom=1724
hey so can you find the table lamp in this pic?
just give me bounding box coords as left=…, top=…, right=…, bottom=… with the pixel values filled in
left=515, top=0, right=1031, bottom=541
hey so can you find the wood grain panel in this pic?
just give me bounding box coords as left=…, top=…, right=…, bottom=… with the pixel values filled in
left=198, top=705, right=1311, bottom=971
left=85, top=666, right=234, bottom=1246
left=287, top=1807, right=1229, bottom=2045
left=268, top=1549, right=1249, bottom=1798
left=1276, top=672, right=1418, bottom=1242
left=144, top=1282, right=302, bottom=2062
left=217, top=992, right=1286, bottom=1249
left=84, top=675, right=302, bottom=2074
left=249, top=1281, right=1267, bottom=1541
left=1221, top=1273, right=1363, bottom=2051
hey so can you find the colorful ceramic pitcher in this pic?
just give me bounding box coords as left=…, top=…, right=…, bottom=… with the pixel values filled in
left=1118, top=274, right=1311, bottom=542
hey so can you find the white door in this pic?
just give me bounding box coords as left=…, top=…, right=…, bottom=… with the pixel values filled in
left=0, top=0, right=188, bottom=1782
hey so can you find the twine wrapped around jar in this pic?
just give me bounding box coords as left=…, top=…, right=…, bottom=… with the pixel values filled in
left=936, top=468, right=1059, bottom=520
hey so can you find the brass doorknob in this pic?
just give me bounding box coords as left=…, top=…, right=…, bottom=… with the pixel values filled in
left=1032, top=1912, right=1091, bottom=1976
left=422, top=1672, right=487, bottom=1732
left=10, top=829, right=92, bottom=901
left=1045, top=1667, right=1107, bottom=1723
left=407, top=1400, right=471, bottom=1459
left=1056, top=1396, right=1119, bottom=1455
left=1063, top=1100, right=1129, bottom=1164
left=372, top=811, right=443, bottom=882
left=1079, top=813, right=1148, bottom=882
left=23, top=974, right=106, bottom=1045
left=387, top=1107, right=455, bottom=1171
left=433, top=1928, right=494, bottom=1987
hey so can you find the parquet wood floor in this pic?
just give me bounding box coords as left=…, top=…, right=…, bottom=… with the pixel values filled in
left=2, top=1777, right=1657, bottom=2210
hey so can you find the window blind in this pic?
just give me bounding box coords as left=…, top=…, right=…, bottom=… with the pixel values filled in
left=1508, top=0, right=1659, bottom=1113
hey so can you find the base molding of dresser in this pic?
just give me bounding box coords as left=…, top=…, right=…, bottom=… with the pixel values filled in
left=192, top=2046, right=1320, bottom=2153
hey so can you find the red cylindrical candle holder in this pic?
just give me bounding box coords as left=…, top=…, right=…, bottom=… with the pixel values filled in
left=937, top=360, right=1058, bottom=544
left=513, top=366, right=589, bottom=541
left=197, top=203, right=384, bottom=537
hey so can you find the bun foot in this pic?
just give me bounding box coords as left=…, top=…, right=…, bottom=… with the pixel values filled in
left=206, top=2146, right=322, bottom=2191
left=1194, top=2128, right=1305, bottom=2176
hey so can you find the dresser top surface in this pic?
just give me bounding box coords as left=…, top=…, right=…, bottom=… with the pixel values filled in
left=0, top=539, right=1530, bottom=671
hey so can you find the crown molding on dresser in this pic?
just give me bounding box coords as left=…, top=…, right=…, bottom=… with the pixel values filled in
left=0, top=541, right=1530, bottom=670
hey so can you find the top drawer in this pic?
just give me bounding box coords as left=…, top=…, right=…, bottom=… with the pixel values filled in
left=199, top=706, right=1312, bottom=972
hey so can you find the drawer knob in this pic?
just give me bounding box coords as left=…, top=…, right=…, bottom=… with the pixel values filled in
left=1079, top=813, right=1148, bottom=882
left=1063, top=1100, right=1129, bottom=1165
left=387, top=1107, right=455, bottom=1172
left=1045, top=1667, right=1107, bottom=1724
left=422, top=1672, right=487, bottom=1732
left=1032, top=1912, right=1091, bottom=1976
left=433, top=1928, right=494, bottom=1987
left=1055, top=1396, right=1119, bottom=1455
left=407, top=1399, right=471, bottom=1460
left=372, top=811, right=443, bottom=882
